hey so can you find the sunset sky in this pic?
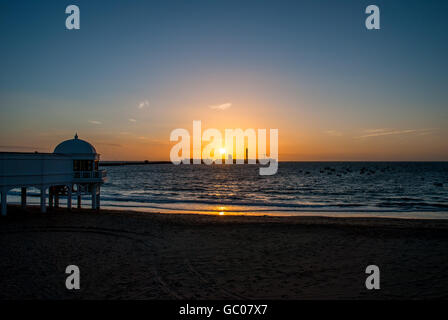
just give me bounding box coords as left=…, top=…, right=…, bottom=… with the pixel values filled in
left=1, top=0, right=447, bottom=161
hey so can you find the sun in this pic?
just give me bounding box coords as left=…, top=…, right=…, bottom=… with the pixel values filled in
left=219, top=148, right=226, bottom=155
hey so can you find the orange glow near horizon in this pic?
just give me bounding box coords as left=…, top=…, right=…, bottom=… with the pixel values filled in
left=1, top=14, right=447, bottom=163
left=1, top=88, right=447, bottom=161
left=2, top=121, right=447, bottom=162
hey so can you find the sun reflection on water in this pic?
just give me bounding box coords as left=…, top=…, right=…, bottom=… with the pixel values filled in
left=217, top=206, right=226, bottom=215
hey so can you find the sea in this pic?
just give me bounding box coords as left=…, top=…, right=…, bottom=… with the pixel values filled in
left=8, top=162, right=448, bottom=219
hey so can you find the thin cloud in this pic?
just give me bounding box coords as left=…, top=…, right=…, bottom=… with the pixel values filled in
left=416, top=131, right=433, bottom=136
left=363, top=128, right=388, bottom=134
left=97, top=142, right=122, bottom=147
left=129, top=118, right=137, bottom=122
left=138, top=100, right=149, bottom=109
left=324, top=130, right=343, bottom=137
left=209, top=102, right=232, bottom=110
left=88, top=120, right=102, bottom=125
left=358, top=128, right=434, bottom=138
left=136, top=137, right=167, bottom=145
left=0, top=145, right=42, bottom=150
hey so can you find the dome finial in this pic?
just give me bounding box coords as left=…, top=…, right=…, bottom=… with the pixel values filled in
left=74, top=132, right=78, bottom=139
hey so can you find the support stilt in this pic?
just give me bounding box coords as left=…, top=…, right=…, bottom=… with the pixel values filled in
left=77, top=185, right=81, bottom=209
left=21, top=187, right=27, bottom=208
left=91, top=184, right=97, bottom=210
left=55, top=192, right=59, bottom=208
left=1, top=190, right=7, bottom=216
left=67, top=185, right=72, bottom=210
left=40, top=186, right=47, bottom=213
left=96, top=188, right=100, bottom=211
left=49, top=187, right=54, bottom=208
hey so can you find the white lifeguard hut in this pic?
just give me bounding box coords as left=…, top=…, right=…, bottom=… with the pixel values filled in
left=0, top=134, right=107, bottom=216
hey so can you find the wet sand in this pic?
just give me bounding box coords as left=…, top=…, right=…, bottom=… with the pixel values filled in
left=1, top=205, right=448, bottom=299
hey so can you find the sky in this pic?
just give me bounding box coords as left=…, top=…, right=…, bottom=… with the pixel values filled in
left=0, top=0, right=447, bottom=161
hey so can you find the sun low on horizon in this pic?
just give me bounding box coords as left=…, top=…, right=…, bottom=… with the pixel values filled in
left=2, top=0, right=448, bottom=304
left=0, top=1, right=447, bottom=161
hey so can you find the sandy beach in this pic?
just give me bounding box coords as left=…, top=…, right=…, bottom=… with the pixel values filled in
left=1, top=205, right=448, bottom=300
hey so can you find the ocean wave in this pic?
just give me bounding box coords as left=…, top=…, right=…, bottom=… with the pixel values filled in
left=7, top=162, right=448, bottom=214
left=96, top=196, right=448, bottom=212
left=100, top=202, right=448, bottom=214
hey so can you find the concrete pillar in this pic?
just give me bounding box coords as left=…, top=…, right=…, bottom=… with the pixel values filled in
left=21, top=187, right=27, bottom=208
left=77, top=185, right=81, bottom=209
left=96, top=187, right=101, bottom=210
left=49, top=187, right=54, bottom=208
left=1, top=190, right=7, bottom=216
left=91, top=184, right=97, bottom=210
left=40, top=186, right=47, bottom=213
left=55, top=191, right=59, bottom=208
left=67, top=185, right=72, bottom=210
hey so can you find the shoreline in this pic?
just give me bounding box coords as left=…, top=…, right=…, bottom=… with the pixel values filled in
left=4, top=202, right=448, bottom=221
left=6, top=205, right=448, bottom=229
left=100, top=205, right=448, bottom=220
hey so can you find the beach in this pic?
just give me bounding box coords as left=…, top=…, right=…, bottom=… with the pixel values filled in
left=1, top=205, right=448, bottom=300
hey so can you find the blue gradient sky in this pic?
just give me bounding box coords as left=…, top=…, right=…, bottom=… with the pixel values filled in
left=1, top=0, right=447, bottom=160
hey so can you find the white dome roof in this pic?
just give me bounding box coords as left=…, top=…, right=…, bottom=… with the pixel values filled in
left=54, top=134, right=97, bottom=154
